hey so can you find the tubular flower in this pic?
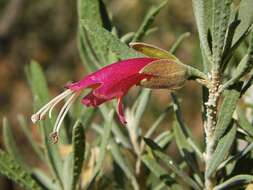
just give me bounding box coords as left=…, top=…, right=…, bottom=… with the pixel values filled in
left=31, top=43, right=190, bottom=143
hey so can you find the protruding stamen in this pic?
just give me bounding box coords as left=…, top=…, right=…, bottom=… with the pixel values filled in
left=52, top=92, right=79, bottom=135
left=31, top=89, right=73, bottom=123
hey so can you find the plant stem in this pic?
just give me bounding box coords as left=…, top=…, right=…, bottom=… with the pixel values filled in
left=204, top=70, right=221, bottom=190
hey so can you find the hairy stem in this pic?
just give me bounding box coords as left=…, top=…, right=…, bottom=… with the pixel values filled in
left=204, top=70, right=221, bottom=190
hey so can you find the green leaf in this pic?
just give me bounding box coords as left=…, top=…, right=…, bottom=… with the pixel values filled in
left=17, top=115, right=45, bottom=162
left=173, top=121, right=201, bottom=176
left=206, top=125, right=237, bottom=178
left=81, top=19, right=143, bottom=61
left=26, top=61, right=63, bottom=188
left=222, top=31, right=253, bottom=89
left=99, top=105, right=131, bottom=148
left=132, top=0, right=168, bottom=42
left=71, top=121, right=85, bottom=190
left=133, top=89, right=151, bottom=129
left=213, top=82, right=242, bottom=144
left=142, top=154, right=175, bottom=186
left=121, top=32, right=135, bottom=43
left=25, top=60, right=49, bottom=106
left=62, top=153, right=73, bottom=190
left=78, top=0, right=102, bottom=25
left=92, top=123, right=138, bottom=189
left=192, top=0, right=213, bottom=63
left=237, top=108, right=253, bottom=137
left=213, top=175, right=253, bottom=190
left=154, top=131, right=174, bottom=149
left=171, top=93, right=203, bottom=160
left=169, top=32, right=191, bottom=54
left=0, top=149, right=43, bottom=190
left=2, top=118, right=25, bottom=167
left=33, top=169, right=58, bottom=190
left=86, top=110, right=114, bottom=188
left=232, top=0, right=253, bottom=45
left=218, top=142, right=253, bottom=170
left=77, top=0, right=104, bottom=69
left=212, top=0, right=232, bottom=67
left=143, top=106, right=171, bottom=146
left=221, top=10, right=241, bottom=71
left=153, top=150, right=202, bottom=190
left=78, top=0, right=114, bottom=69
left=110, top=139, right=139, bottom=190
left=78, top=28, right=100, bottom=71
left=171, top=94, right=204, bottom=185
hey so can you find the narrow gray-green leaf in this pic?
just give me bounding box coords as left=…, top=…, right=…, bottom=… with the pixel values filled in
left=33, top=169, right=58, bottom=190
left=173, top=121, right=201, bottom=177
left=110, top=139, right=138, bottom=190
left=92, top=123, right=137, bottom=189
left=26, top=62, right=63, bottom=188
left=86, top=110, right=114, bottom=187
left=222, top=31, right=253, bottom=89
left=133, top=89, right=151, bottom=128
left=213, top=82, right=242, bottom=144
left=171, top=93, right=203, bottom=160
left=192, top=0, right=212, bottom=62
left=99, top=105, right=131, bottom=148
left=78, top=28, right=100, bottom=71
left=153, top=151, right=202, bottom=190
left=218, top=142, right=253, bottom=169
left=212, top=0, right=232, bottom=68
left=77, top=0, right=105, bottom=69
left=132, top=0, right=168, bottom=42
left=142, top=154, right=175, bottom=186
left=154, top=131, right=174, bottom=149
left=25, top=60, right=49, bottom=106
left=206, top=125, right=237, bottom=178
left=2, top=118, right=24, bottom=167
left=232, top=0, right=253, bottom=45
left=71, top=121, right=85, bottom=190
left=237, top=108, right=253, bottom=137
left=0, top=150, right=43, bottom=190
left=169, top=32, right=191, bottom=54
left=17, top=115, right=45, bottom=162
left=213, top=175, right=253, bottom=190
left=62, top=154, right=73, bottom=190
left=145, top=107, right=171, bottom=140
left=81, top=19, right=142, bottom=60
left=78, top=0, right=102, bottom=24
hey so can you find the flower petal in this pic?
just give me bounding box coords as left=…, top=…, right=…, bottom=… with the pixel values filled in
left=67, top=58, right=157, bottom=91
left=93, top=74, right=148, bottom=99
left=82, top=92, right=108, bottom=107
left=117, top=96, right=127, bottom=124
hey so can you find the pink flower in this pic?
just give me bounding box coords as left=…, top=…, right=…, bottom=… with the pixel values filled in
left=31, top=57, right=158, bottom=143
left=31, top=42, right=194, bottom=143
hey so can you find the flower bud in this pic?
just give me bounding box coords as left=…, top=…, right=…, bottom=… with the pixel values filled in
left=139, top=59, right=187, bottom=90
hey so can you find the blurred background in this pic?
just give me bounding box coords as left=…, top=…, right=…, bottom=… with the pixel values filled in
left=0, top=0, right=204, bottom=189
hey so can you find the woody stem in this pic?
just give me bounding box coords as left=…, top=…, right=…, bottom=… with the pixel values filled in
left=204, top=70, right=221, bottom=190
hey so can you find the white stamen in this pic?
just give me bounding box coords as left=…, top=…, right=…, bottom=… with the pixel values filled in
left=53, top=93, right=79, bottom=134
left=48, top=94, right=68, bottom=119
left=53, top=93, right=76, bottom=133
left=49, top=92, right=79, bottom=143
left=31, top=89, right=81, bottom=144
left=31, top=89, right=73, bottom=123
